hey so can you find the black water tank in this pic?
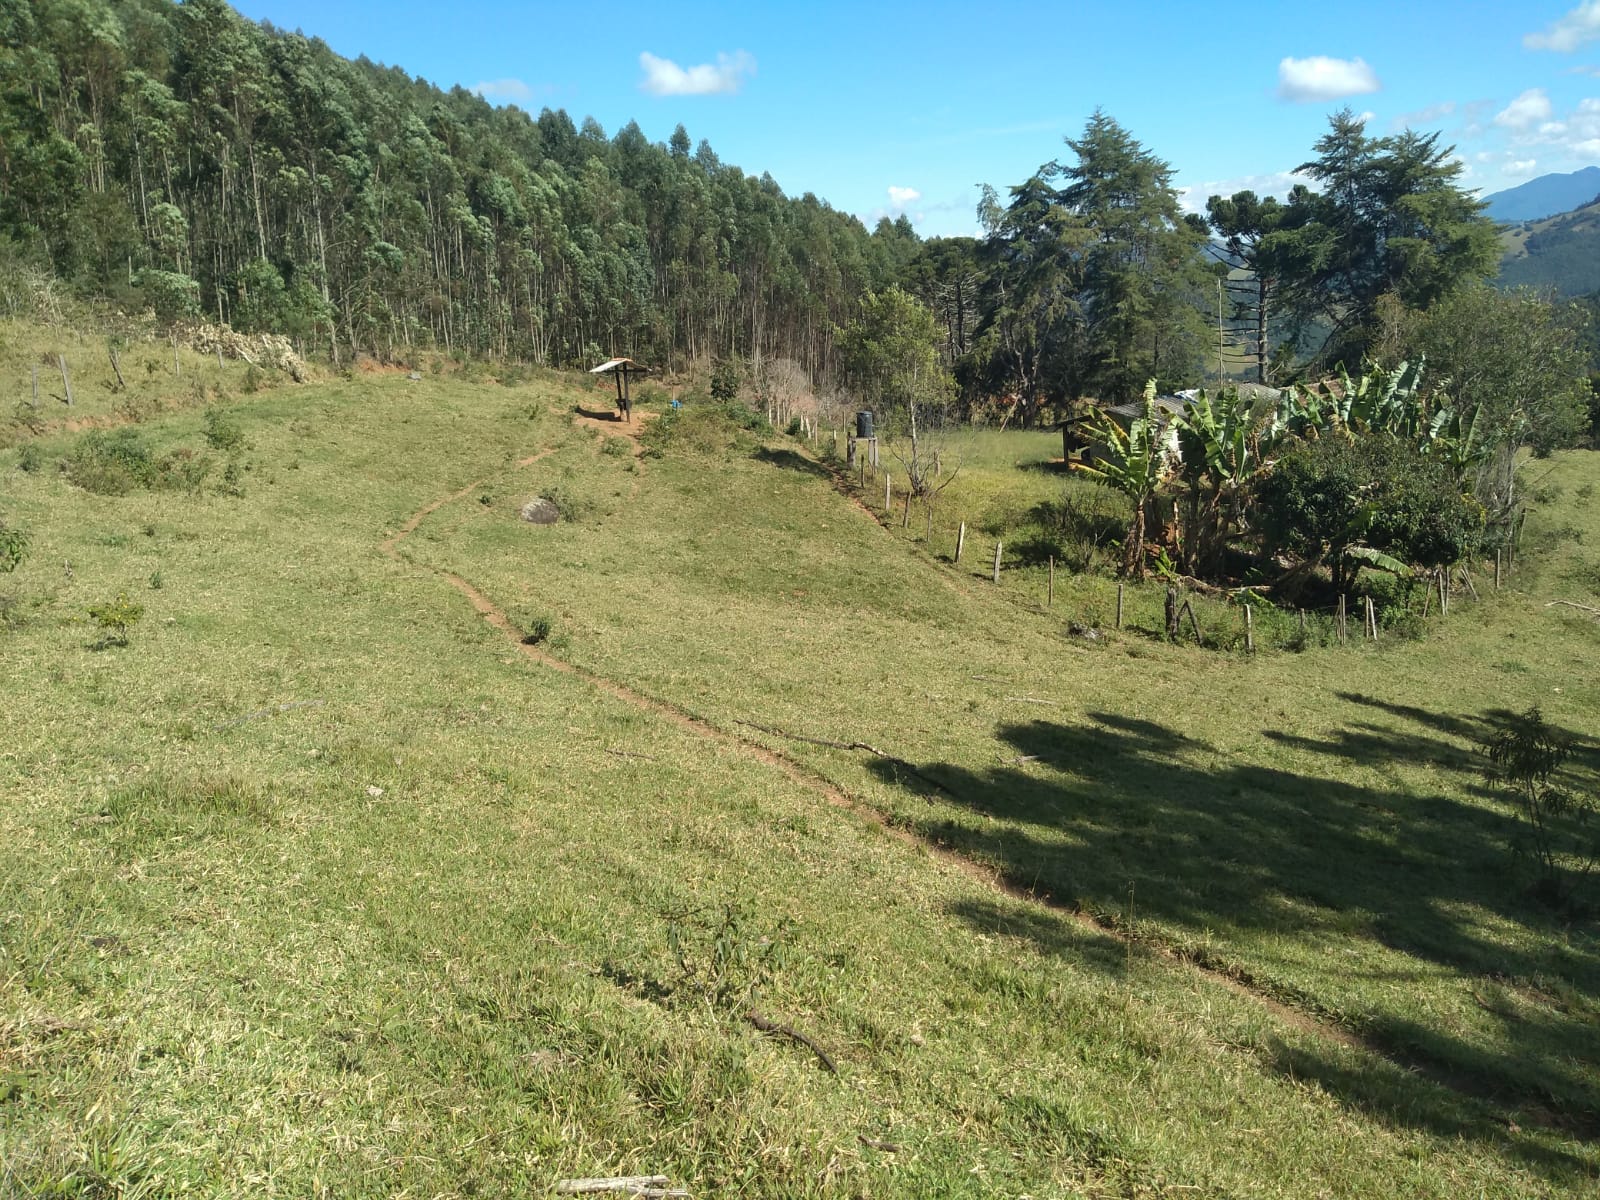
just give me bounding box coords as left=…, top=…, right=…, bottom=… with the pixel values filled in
left=856, top=411, right=874, bottom=439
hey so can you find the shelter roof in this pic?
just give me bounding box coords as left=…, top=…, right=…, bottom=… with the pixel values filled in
left=588, top=358, right=651, bottom=375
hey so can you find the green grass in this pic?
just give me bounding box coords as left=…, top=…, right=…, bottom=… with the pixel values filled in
left=2, top=365, right=1598, bottom=1196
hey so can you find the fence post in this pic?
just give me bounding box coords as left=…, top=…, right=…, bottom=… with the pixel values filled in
left=992, top=541, right=1003, bottom=584
left=884, top=474, right=891, bottom=513
left=31, top=364, right=38, bottom=405
left=1494, top=549, right=1502, bottom=590
left=1338, top=595, right=1347, bottom=646
left=955, top=522, right=966, bottom=564
left=1116, top=583, right=1124, bottom=629
left=57, top=354, right=72, bottom=406
left=1047, top=556, right=1054, bottom=606
left=1244, top=604, right=1254, bottom=654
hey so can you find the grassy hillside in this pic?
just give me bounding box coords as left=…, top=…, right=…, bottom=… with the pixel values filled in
left=3, top=338, right=1599, bottom=1196
left=1498, top=199, right=1600, bottom=296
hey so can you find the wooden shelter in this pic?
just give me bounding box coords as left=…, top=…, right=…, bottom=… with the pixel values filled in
left=588, top=357, right=652, bottom=422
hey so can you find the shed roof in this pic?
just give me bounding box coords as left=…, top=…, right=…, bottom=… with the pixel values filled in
left=588, top=358, right=651, bottom=375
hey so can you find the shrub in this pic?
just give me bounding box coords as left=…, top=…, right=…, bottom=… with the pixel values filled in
left=16, top=444, right=42, bottom=473
left=87, top=592, right=144, bottom=647
left=63, top=430, right=217, bottom=495
left=1482, top=707, right=1597, bottom=903
left=0, top=519, right=28, bottom=574
left=710, top=356, right=743, bottom=403
left=202, top=406, right=245, bottom=452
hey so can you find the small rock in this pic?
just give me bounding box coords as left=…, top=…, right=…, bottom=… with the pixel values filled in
left=406, top=371, right=422, bottom=381
left=1067, top=622, right=1102, bottom=642
left=520, top=497, right=560, bottom=524
left=366, top=785, right=384, bottom=798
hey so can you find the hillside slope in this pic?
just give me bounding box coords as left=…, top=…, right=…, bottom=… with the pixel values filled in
left=2, top=352, right=1598, bottom=1195
left=1498, top=197, right=1600, bottom=295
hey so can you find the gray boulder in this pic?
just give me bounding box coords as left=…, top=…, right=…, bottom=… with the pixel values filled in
left=520, top=498, right=560, bottom=524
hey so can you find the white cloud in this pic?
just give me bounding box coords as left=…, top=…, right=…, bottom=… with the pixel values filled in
left=1572, top=64, right=1600, bottom=77
left=471, top=78, right=533, bottom=101
left=1276, top=56, right=1381, bottom=103
left=886, top=186, right=922, bottom=208
left=1507, top=158, right=1539, bottom=176
left=1355, top=110, right=1376, bottom=124
left=1175, top=169, right=1314, bottom=215
left=1526, top=2, right=1600, bottom=52
left=638, top=50, right=755, bottom=97
left=1495, top=88, right=1554, bottom=130
left=1390, top=100, right=1456, bottom=129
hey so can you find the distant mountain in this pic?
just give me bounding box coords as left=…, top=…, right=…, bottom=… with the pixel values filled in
left=1483, top=167, right=1600, bottom=223
left=1497, top=197, right=1600, bottom=296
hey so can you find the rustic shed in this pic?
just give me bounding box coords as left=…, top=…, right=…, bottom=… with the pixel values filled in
left=588, top=358, right=652, bottom=422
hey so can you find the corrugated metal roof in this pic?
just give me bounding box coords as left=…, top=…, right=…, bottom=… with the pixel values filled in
left=588, top=358, right=650, bottom=374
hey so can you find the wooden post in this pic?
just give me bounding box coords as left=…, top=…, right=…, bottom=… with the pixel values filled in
left=216, top=345, right=224, bottom=370
left=1047, top=556, right=1054, bottom=606
left=1438, top=570, right=1448, bottom=616
left=902, top=490, right=912, bottom=528
left=846, top=436, right=857, bottom=470
left=108, top=344, right=125, bottom=391
left=992, top=540, right=1003, bottom=584
left=31, top=363, right=38, bottom=405
left=172, top=334, right=180, bottom=377
left=1244, top=604, right=1254, bottom=654
left=884, top=473, right=892, bottom=512
left=1494, top=549, right=1502, bottom=590
left=955, top=522, right=966, bottom=564
left=1337, top=594, right=1347, bottom=646
left=1460, top=564, right=1479, bottom=602
left=1115, top=583, right=1124, bottom=629
left=1298, top=608, right=1307, bottom=635
left=1366, top=597, right=1378, bottom=641
left=1165, top=586, right=1179, bottom=639
left=1184, top=600, right=1204, bottom=646
left=57, top=354, right=72, bottom=406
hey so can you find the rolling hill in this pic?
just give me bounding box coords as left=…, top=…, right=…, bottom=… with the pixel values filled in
left=1498, top=197, right=1600, bottom=296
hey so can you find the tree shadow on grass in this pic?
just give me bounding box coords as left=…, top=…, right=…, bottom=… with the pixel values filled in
left=860, top=701, right=1600, bottom=1178
left=751, top=446, right=832, bottom=479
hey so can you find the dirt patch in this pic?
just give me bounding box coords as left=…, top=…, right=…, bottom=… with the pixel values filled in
left=572, top=406, right=657, bottom=447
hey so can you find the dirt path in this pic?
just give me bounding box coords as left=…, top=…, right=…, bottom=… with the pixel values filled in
left=380, top=436, right=1562, bottom=1139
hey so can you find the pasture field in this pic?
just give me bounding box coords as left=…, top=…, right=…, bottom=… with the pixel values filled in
left=2, top=357, right=1599, bottom=1197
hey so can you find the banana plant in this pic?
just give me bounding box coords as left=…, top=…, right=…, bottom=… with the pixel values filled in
left=1174, top=386, right=1284, bottom=575
left=1073, top=381, right=1173, bottom=578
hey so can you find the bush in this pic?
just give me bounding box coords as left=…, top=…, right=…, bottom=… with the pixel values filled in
left=87, top=592, right=144, bottom=647
left=0, top=519, right=28, bottom=574
left=202, top=406, right=245, bottom=452
left=63, top=430, right=216, bottom=495
left=1257, top=436, right=1483, bottom=589
left=15, top=443, right=41, bottom=474
left=710, top=356, right=743, bottom=403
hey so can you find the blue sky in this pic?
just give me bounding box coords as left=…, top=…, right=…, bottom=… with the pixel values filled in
left=231, top=0, right=1600, bottom=237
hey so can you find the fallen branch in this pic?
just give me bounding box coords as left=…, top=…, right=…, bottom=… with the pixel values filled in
left=211, top=699, right=325, bottom=730
left=1547, top=600, right=1600, bottom=619
left=554, top=1178, right=687, bottom=1198
left=732, top=719, right=953, bottom=795
left=747, top=1009, right=837, bottom=1074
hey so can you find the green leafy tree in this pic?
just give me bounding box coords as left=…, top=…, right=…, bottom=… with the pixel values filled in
left=837, top=286, right=956, bottom=504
